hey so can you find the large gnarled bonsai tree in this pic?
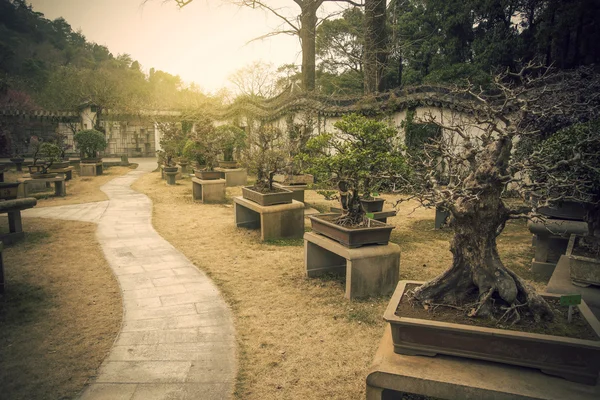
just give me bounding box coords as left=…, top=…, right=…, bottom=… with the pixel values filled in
left=301, top=113, right=407, bottom=226
left=400, top=65, right=600, bottom=323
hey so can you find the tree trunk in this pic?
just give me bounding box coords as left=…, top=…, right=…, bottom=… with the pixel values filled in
left=300, top=3, right=318, bottom=92
left=363, top=0, right=388, bottom=94
left=413, top=138, right=553, bottom=322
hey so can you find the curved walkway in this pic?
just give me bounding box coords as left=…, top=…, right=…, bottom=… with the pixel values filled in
left=25, top=159, right=237, bottom=400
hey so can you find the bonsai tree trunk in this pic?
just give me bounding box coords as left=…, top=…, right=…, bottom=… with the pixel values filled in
left=413, top=139, right=554, bottom=322
left=336, top=180, right=364, bottom=226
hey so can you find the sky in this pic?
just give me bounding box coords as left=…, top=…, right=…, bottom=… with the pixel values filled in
left=28, top=0, right=344, bottom=94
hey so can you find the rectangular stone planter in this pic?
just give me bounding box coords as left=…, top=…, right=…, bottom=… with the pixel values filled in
left=242, top=186, right=293, bottom=206
left=273, top=173, right=314, bottom=185
left=309, top=213, right=394, bottom=248
left=272, top=182, right=306, bottom=203
left=194, top=170, right=223, bottom=180
left=384, top=280, right=600, bottom=385
left=567, top=235, right=600, bottom=287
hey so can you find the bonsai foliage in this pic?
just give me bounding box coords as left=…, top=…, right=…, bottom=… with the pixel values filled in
left=215, top=125, right=246, bottom=162
left=182, top=139, right=206, bottom=168
left=301, top=113, right=407, bottom=225
left=400, top=65, right=600, bottom=324
left=37, top=142, right=62, bottom=173
left=283, top=113, right=314, bottom=177
left=74, top=129, right=107, bottom=159
left=185, top=118, right=220, bottom=171
left=157, top=122, right=186, bottom=166
left=241, top=123, right=287, bottom=191
left=524, top=119, right=600, bottom=239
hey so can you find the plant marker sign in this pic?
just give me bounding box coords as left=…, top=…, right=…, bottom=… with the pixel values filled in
left=560, top=294, right=582, bottom=323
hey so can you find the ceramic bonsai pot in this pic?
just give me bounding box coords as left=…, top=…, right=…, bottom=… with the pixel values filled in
left=0, top=182, right=20, bottom=200
left=361, top=198, right=385, bottom=213
left=273, top=173, right=314, bottom=185
left=538, top=201, right=586, bottom=221
left=195, top=170, right=223, bottom=180
left=218, top=160, right=238, bottom=169
left=309, top=213, right=395, bottom=248
left=163, top=166, right=179, bottom=173
left=28, top=164, right=46, bottom=174
left=242, top=186, right=293, bottom=206
left=567, top=235, right=600, bottom=287
left=384, top=280, right=600, bottom=385
left=51, top=161, right=70, bottom=169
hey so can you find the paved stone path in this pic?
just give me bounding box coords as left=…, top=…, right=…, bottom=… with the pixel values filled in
left=24, top=159, right=236, bottom=400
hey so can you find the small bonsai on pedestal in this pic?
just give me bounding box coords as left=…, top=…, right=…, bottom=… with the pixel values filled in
left=157, top=122, right=186, bottom=168
left=301, top=113, right=407, bottom=226
left=242, top=124, right=287, bottom=193
left=33, top=142, right=62, bottom=176
left=74, top=129, right=107, bottom=161
left=215, top=125, right=246, bottom=166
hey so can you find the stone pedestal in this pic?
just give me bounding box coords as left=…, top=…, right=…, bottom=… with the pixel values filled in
left=179, top=162, right=189, bottom=174
left=528, top=218, right=588, bottom=280
left=366, top=327, right=600, bottom=400
left=234, top=196, right=304, bottom=241
left=304, top=232, right=400, bottom=300
left=165, top=170, right=178, bottom=185
left=192, top=178, right=226, bottom=203
left=216, top=168, right=247, bottom=187
left=80, top=161, right=103, bottom=176
left=120, top=155, right=129, bottom=166
left=273, top=182, right=306, bottom=203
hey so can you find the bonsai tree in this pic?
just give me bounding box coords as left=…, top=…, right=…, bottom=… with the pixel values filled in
left=399, top=65, right=600, bottom=323
left=74, top=129, right=107, bottom=159
left=185, top=122, right=220, bottom=171
left=182, top=139, right=206, bottom=169
left=241, top=123, right=287, bottom=191
left=215, top=124, right=246, bottom=162
left=37, top=143, right=62, bottom=173
left=157, top=122, right=186, bottom=167
left=301, top=113, right=408, bottom=225
left=523, top=119, right=600, bottom=248
left=283, top=113, right=314, bottom=178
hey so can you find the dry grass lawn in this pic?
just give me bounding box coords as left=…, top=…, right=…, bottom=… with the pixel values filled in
left=0, top=218, right=121, bottom=400
left=132, top=173, right=543, bottom=400
left=4, top=165, right=135, bottom=207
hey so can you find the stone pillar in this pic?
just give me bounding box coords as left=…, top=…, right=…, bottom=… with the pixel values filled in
left=165, top=171, right=178, bottom=185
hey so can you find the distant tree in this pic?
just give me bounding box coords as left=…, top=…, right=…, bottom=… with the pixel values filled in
left=228, top=61, right=278, bottom=98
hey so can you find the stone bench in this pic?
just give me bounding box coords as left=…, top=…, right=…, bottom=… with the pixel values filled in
left=366, top=327, right=600, bottom=400
left=234, top=196, right=304, bottom=241
left=47, top=166, right=75, bottom=181
left=192, top=178, right=226, bottom=203
left=528, top=218, right=588, bottom=280
left=19, top=176, right=66, bottom=197
left=304, top=232, right=400, bottom=299
left=0, top=198, right=37, bottom=244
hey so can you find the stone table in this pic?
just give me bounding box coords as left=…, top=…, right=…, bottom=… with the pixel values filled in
left=366, top=326, right=600, bottom=400
left=304, top=232, right=400, bottom=299
left=234, top=196, right=304, bottom=241
left=192, top=177, right=226, bottom=203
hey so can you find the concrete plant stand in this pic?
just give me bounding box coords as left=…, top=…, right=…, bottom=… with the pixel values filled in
left=192, top=177, right=226, bottom=203
left=234, top=196, right=304, bottom=241
left=366, top=326, right=600, bottom=400
left=529, top=219, right=588, bottom=280
left=273, top=182, right=306, bottom=203
left=304, top=232, right=400, bottom=299
left=216, top=168, right=247, bottom=187
left=164, top=170, right=178, bottom=185
left=80, top=161, right=103, bottom=176
left=0, top=198, right=37, bottom=244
